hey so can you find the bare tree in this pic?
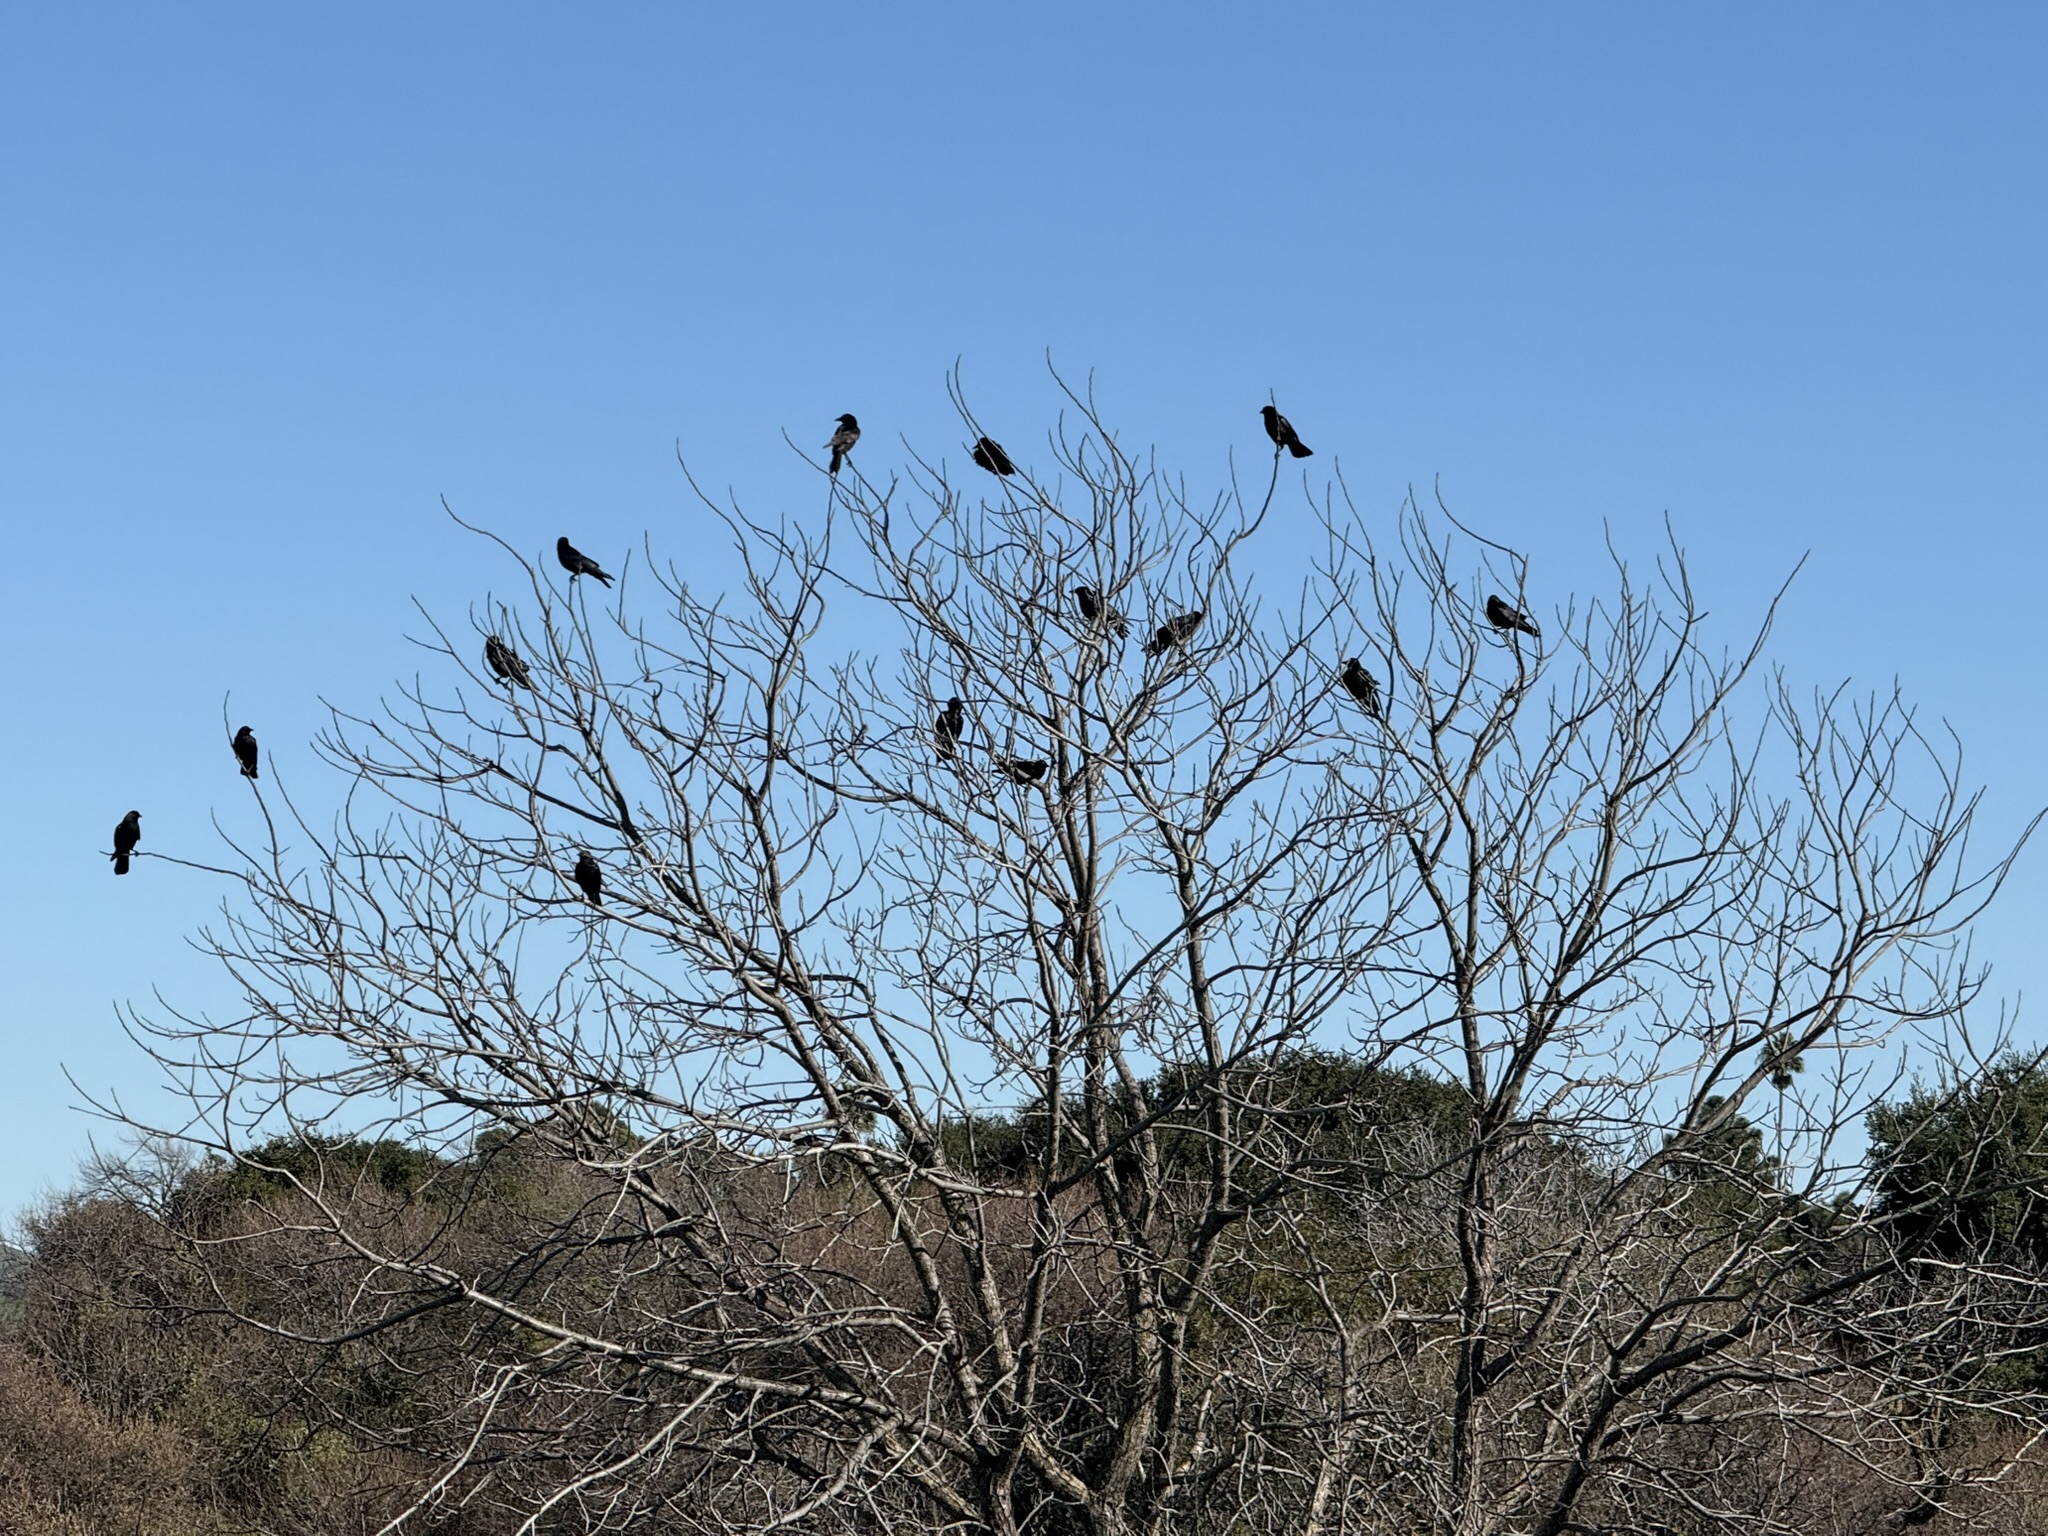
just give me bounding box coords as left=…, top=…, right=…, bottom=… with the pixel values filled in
left=119, top=373, right=2044, bottom=1536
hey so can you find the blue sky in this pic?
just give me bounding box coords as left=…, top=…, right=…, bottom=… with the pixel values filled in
left=2, top=5, right=2043, bottom=1219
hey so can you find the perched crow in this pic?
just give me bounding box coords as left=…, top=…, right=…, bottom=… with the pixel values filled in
left=484, top=634, right=533, bottom=689
left=1074, top=585, right=1129, bottom=638
left=1261, top=404, right=1313, bottom=458
left=1143, top=610, right=1205, bottom=657
left=232, top=725, right=260, bottom=779
left=935, top=696, right=966, bottom=759
left=999, top=756, right=1049, bottom=785
left=1340, top=658, right=1381, bottom=721
left=573, top=850, right=604, bottom=907
left=826, top=413, right=860, bottom=476
left=971, top=437, right=1017, bottom=476
left=1484, top=594, right=1540, bottom=638
left=557, top=537, right=613, bottom=586
left=112, top=810, right=141, bottom=876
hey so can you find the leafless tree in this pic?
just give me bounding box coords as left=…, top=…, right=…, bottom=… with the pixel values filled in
left=117, top=372, right=2045, bottom=1536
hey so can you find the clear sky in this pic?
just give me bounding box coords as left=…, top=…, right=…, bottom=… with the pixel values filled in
left=2, top=5, right=2044, bottom=1221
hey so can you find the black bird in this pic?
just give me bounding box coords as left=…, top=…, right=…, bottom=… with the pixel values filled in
left=971, top=437, right=1017, bottom=476
left=112, top=811, right=141, bottom=876
left=1074, top=585, right=1129, bottom=638
left=557, top=537, right=613, bottom=586
left=826, top=413, right=860, bottom=476
left=1261, top=404, right=1313, bottom=458
left=232, top=726, right=260, bottom=779
left=999, top=756, right=1049, bottom=785
left=935, top=697, right=966, bottom=759
left=484, top=634, right=533, bottom=689
left=1143, top=610, right=1205, bottom=657
left=1484, top=595, right=1540, bottom=638
left=573, top=850, right=604, bottom=907
left=1340, top=658, right=1381, bottom=721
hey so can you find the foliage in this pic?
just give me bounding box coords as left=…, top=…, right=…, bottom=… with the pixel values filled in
left=1870, top=1054, right=2048, bottom=1264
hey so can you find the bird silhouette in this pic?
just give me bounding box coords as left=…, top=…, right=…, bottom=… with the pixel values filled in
left=1143, top=610, right=1205, bottom=657
left=999, top=756, right=1049, bottom=784
left=232, top=726, right=260, bottom=779
left=1074, top=585, right=1129, bottom=638
left=935, top=697, right=966, bottom=759
left=971, top=437, right=1017, bottom=476
left=484, top=634, right=533, bottom=689
left=557, top=537, right=613, bottom=586
left=1261, top=405, right=1312, bottom=458
left=112, top=811, right=141, bottom=876
left=827, top=413, right=860, bottom=476
left=1340, top=659, right=1381, bottom=721
left=1485, top=595, right=1540, bottom=638
left=573, top=850, right=604, bottom=907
